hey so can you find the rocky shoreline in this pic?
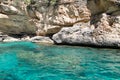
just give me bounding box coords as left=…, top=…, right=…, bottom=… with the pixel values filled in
left=0, top=34, right=54, bottom=44
left=1, top=33, right=120, bottom=48
left=0, top=0, right=120, bottom=48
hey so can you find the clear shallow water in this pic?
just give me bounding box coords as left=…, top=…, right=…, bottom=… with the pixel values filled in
left=0, top=42, right=120, bottom=80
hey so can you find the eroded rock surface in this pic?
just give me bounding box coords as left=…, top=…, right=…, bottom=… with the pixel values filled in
left=0, top=0, right=36, bottom=35
left=30, top=36, right=54, bottom=44
left=0, top=0, right=120, bottom=47
left=53, top=0, right=120, bottom=47
left=27, top=0, right=90, bottom=35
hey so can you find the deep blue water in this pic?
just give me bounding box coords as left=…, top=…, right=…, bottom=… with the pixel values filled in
left=0, top=42, right=120, bottom=80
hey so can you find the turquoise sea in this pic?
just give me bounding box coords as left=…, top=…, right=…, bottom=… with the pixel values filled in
left=0, top=42, right=120, bottom=80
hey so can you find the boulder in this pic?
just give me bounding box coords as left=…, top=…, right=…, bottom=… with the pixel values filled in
left=3, top=36, right=20, bottom=42
left=52, top=13, right=120, bottom=47
left=30, top=36, right=54, bottom=44
left=52, top=22, right=94, bottom=45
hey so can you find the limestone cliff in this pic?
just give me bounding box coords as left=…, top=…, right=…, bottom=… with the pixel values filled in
left=0, top=0, right=120, bottom=47
left=0, top=0, right=36, bottom=36
left=52, top=0, right=120, bottom=47
left=27, top=0, right=90, bottom=35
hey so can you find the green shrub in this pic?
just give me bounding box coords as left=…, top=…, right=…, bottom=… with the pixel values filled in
left=50, top=0, right=57, bottom=5
left=24, top=0, right=31, bottom=4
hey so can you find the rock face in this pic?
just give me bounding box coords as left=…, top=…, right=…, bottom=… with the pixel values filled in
left=52, top=0, right=120, bottom=47
left=27, top=0, right=90, bottom=35
left=0, top=0, right=120, bottom=47
left=0, top=0, right=36, bottom=35
left=52, top=21, right=120, bottom=47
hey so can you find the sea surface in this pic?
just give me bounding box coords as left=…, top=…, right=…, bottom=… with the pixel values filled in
left=0, top=42, right=120, bottom=80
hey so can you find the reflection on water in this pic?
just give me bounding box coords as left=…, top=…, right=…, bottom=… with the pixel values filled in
left=0, top=42, right=120, bottom=80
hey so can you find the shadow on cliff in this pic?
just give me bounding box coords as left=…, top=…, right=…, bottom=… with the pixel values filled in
left=86, top=0, right=104, bottom=25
